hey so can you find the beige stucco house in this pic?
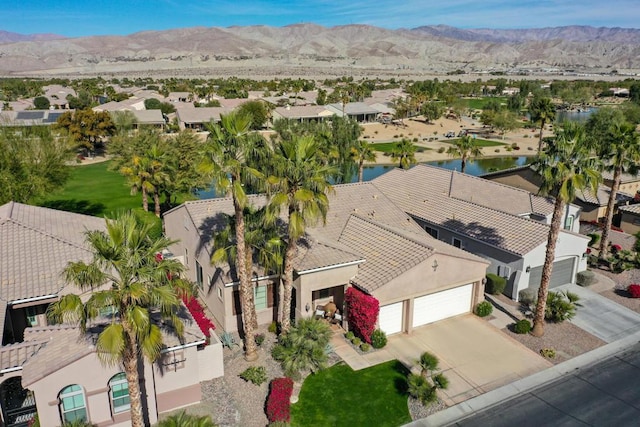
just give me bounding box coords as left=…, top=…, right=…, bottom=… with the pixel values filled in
left=0, top=202, right=223, bottom=427
left=163, top=182, right=489, bottom=337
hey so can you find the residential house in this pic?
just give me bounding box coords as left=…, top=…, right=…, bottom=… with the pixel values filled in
left=326, top=102, right=380, bottom=122
left=0, top=110, right=68, bottom=127
left=175, top=106, right=233, bottom=131
left=373, top=165, right=589, bottom=301
left=271, top=105, right=335, bottom=123
left=42, top=85, right=77, bottom=109
left=618, top=204, right=640, bottom=234
left=163, top=182, right=489, bottom=337
left=0, top=202, right=223, bottom=427
left=130, top=109, right=166, bottom=129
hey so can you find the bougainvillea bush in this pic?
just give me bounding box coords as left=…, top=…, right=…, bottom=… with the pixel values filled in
left=628, top=284, right=640, bottom=299
left=345, top=287, right=379, bottom=344
left=266, top=377, right=294, bottom=423
left=182, top=295, right=215, bottom=337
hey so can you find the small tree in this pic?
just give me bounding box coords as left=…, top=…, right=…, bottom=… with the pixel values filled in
left=33, top=96, right=50, bottom=109
left=345, top=286, right=379, bottom=343
left=407, top=351, right=448, bottom=406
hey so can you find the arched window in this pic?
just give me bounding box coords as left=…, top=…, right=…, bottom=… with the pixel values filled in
left=109, top=373, right=130, bottom=413
left=59, top=384, right=87, bottom=423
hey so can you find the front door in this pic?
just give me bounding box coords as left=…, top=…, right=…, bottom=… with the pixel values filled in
left=0, top=377, right=37, bottom=427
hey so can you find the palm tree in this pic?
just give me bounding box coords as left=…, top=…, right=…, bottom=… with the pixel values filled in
left=201, top=111, right=264, bottom=361
left=212, top=206, right=284, bottom=330
left=529, top=96, right=556, bottom=154
left=144, top=142, right=172, bottom=217
left=597, top=122, right=640, bottom=259
left=531, top=122, right=601, bottom=337
left=267, top=136, right=335, bottom=333
left=350, top=140, right=377, bottom=182
left=446, top=135, right=483, bottom=174
left=47, top=212, right=191, bottom=427
left=391, top=139, right=417, bottom=170
left=121, top=154, right=153, bottom=212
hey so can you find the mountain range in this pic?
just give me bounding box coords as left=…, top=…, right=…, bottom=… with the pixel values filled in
left=0, top=25, right=638, bottom=77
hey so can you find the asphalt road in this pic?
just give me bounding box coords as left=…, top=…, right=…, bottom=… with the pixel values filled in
left=452, top=343, right=640, bottom=427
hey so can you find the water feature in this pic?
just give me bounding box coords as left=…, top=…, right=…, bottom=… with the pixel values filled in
left=555, top=107, right=596, bottom=123
left=197, top=156, right=532, bottom=199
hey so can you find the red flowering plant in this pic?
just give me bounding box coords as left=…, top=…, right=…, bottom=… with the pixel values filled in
left=628, top=284, right=640, bottom=298
left=611, top=244, right=623, bottom=253
left=345, top=286, right=379, bottom=343
left=182, top=295, right=215, bottom=338
left=266, top=377, right=294, bottom=423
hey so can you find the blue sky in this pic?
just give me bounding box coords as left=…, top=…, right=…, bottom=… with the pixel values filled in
left=2, top=0, right=639, bottom=37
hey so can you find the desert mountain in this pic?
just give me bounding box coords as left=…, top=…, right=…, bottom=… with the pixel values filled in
left=0, top=24, right=638, bottom=77
left=0, top=30, right=64, bottom=44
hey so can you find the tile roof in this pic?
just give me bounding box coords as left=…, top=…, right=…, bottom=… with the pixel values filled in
left=131, top=109, right=165, bottom=124
left=619, top=204, right=640, bottom=215
left=176, top=106, right=233, bottom=124
left=601, top=170, right=640, bottom=183
left=372, top=165, right=565, bottom=255
left=273, top=105, right=334, bottom=119
left=576, top=185, right=634, bottom=206
left=0, top=339, right=48, bottom=372
left=0, top=202, right=107, bottom=302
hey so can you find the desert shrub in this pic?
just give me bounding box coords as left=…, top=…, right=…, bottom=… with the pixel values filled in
left=345, top=331, right=355, bottom=341
left=495, top=149, right=500, bottom=152
left=370, top=329, right=388, bottom=349
left=485, top=273, right=507, bottom=295
left=519, top=288, right=537, bottom=306
left=540, top=348, right=556, bottom=359
left=407, top=373, right=437, bottom=405
left=437, top=147, right=446, bottom=153
left=511, top=143, right=519, bottom=149
left=351, top=337, right=362, bottom=347
left=345, top=287, right=379, bottom=343
left=628, top=284, right=640, bottom=298
left=413, top=138, right=418, bottom=142
left=527, top=146, right=534, bottom=151
left=272, top=318, right=332, bottom=380
left=360, top=343, right=371, bottom=352
left=513, top=319, right=531, bottom=334
left=266, top=378, right=294, bottom=423
left=609, top=250, right=637, bottom=273
left=475, top=301, right=493, bottom=317
left=588, top=233, right=601, bottom=246
left=545, top=291, right=581, bottom=322
left=239, top=366, right=267, bottom=386
left=418, top=352, right=439, bottom=373
left=576, top=271, right=596, bottom=287
left=255, top=333, right=265, bottom=346
left=157, top=411, right=216, bottom=427
left=408, top=351, right=448, bottom=406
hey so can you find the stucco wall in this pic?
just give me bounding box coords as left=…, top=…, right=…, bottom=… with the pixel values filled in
left=620, top=212, right=640, bottom=235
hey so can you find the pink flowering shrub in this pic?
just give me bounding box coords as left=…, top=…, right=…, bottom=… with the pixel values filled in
left=345, top=286, right=379, bottom=344
left=266, top=377, right=294, bottom=423
left=182, top=295, right=215, bottom=337
left=611, top=244, right=622, bottom=253
left=628, top=284, right=640, bottom=299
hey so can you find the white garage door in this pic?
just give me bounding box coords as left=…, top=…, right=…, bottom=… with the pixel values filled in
left=412, top=284, right=474, bottom=328
left=379, top=301, right=404, bottom=335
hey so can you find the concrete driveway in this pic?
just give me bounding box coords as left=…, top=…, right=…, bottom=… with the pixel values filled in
left=557, top=283, right=640, bottom=343
left=362, top=315, right=552, bottom=405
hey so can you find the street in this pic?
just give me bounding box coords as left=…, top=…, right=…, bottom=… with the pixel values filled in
left=452, top=343, right=640, bottom=427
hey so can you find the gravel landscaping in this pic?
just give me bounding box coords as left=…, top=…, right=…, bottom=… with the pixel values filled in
left=589, top=267, right=640, bottom=313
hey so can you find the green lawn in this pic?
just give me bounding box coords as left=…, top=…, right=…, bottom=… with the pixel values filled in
left=442, top=138, right=505, bottom=147
left=372, top=142, right=430, bottom=153
left=35, top=161, right=166, bottom=235
left=291, top=360, right=411, bottom=427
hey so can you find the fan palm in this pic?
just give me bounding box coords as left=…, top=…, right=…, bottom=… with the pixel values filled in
left=530, top=122, right=601, bottom=337
left=267, top=136, right=335, bottom=332
left=529, top=96, right=556, bottom=154
left=391, top=139, right=417, bottom=170
left=47, top=212, right=192, bottom=427
left=446, top=135, right=483, bottom=174
left=350, top=140, right=377, bottom=182
left=157, top=411, right=217, bottom=427
left=200, top=111, right=265, bottom=361
left=597, top=121, right=640, bottom=259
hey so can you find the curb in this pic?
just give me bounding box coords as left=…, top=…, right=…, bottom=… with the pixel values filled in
left=405, top=329, right=640, bottom=426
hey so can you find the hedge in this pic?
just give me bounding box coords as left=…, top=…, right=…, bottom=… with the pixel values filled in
left=485, top=273, right=507, bottom=295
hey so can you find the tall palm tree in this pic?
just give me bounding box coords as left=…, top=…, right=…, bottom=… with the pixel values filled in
left=531, top=122, right=601, bottom=337
left=212, top=206, right=284, bottom=329
left=597, top=122, right=640, bottom=259
left=47, top=212, right=191, bottom=427
left=267, top=136, right=335, bottom=333
left=121, top=154, right=154, bottom=212
left=201, top=111, right=264, bottom=361
left=529, top=96, right=556, bottom=154
left=391, top=139, right=417, bottom=170
left=446, top=134, right=483, bottom=174
left=144, top=142, right=172, bottom=217
left=350, top=140, right=377, bottom=182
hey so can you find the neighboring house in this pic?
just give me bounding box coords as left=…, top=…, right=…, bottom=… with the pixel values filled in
left=373, top=165, right=589, bottom=301
left=0, top=202, right=223, bottom=427
left=130, top=109, right=165, bottom=129
left=601, top=170, right=640, bottom=198
left=271, top=105, right=335, bottom=123
left=167, top=92, right=192, bottom=103
left=0, top=110, right=68, bottom=127
left=326, top=102, right=380, bottom=122
left=42, top=85, right=77, bottom=109
left=93, top=97, right=145, bottom=112
left=618, top=204, right=640, bottom=234
left=483, top=165, right=634, bottom=223
left=163, top=182, right=489, bottom=337
left=175, top=106, right=233, bottom=130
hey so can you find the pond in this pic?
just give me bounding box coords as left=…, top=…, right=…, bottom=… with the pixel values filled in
left=197, top=156, right=532, bottom=199
left=555, top=107, right=597, bottom=123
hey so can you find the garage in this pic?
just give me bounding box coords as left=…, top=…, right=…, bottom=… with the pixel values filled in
left=378, top=301, right=404, bottom=335
left=412, top=284, right=474, bottom=328
left=528, top=258, right=575, bottom=289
